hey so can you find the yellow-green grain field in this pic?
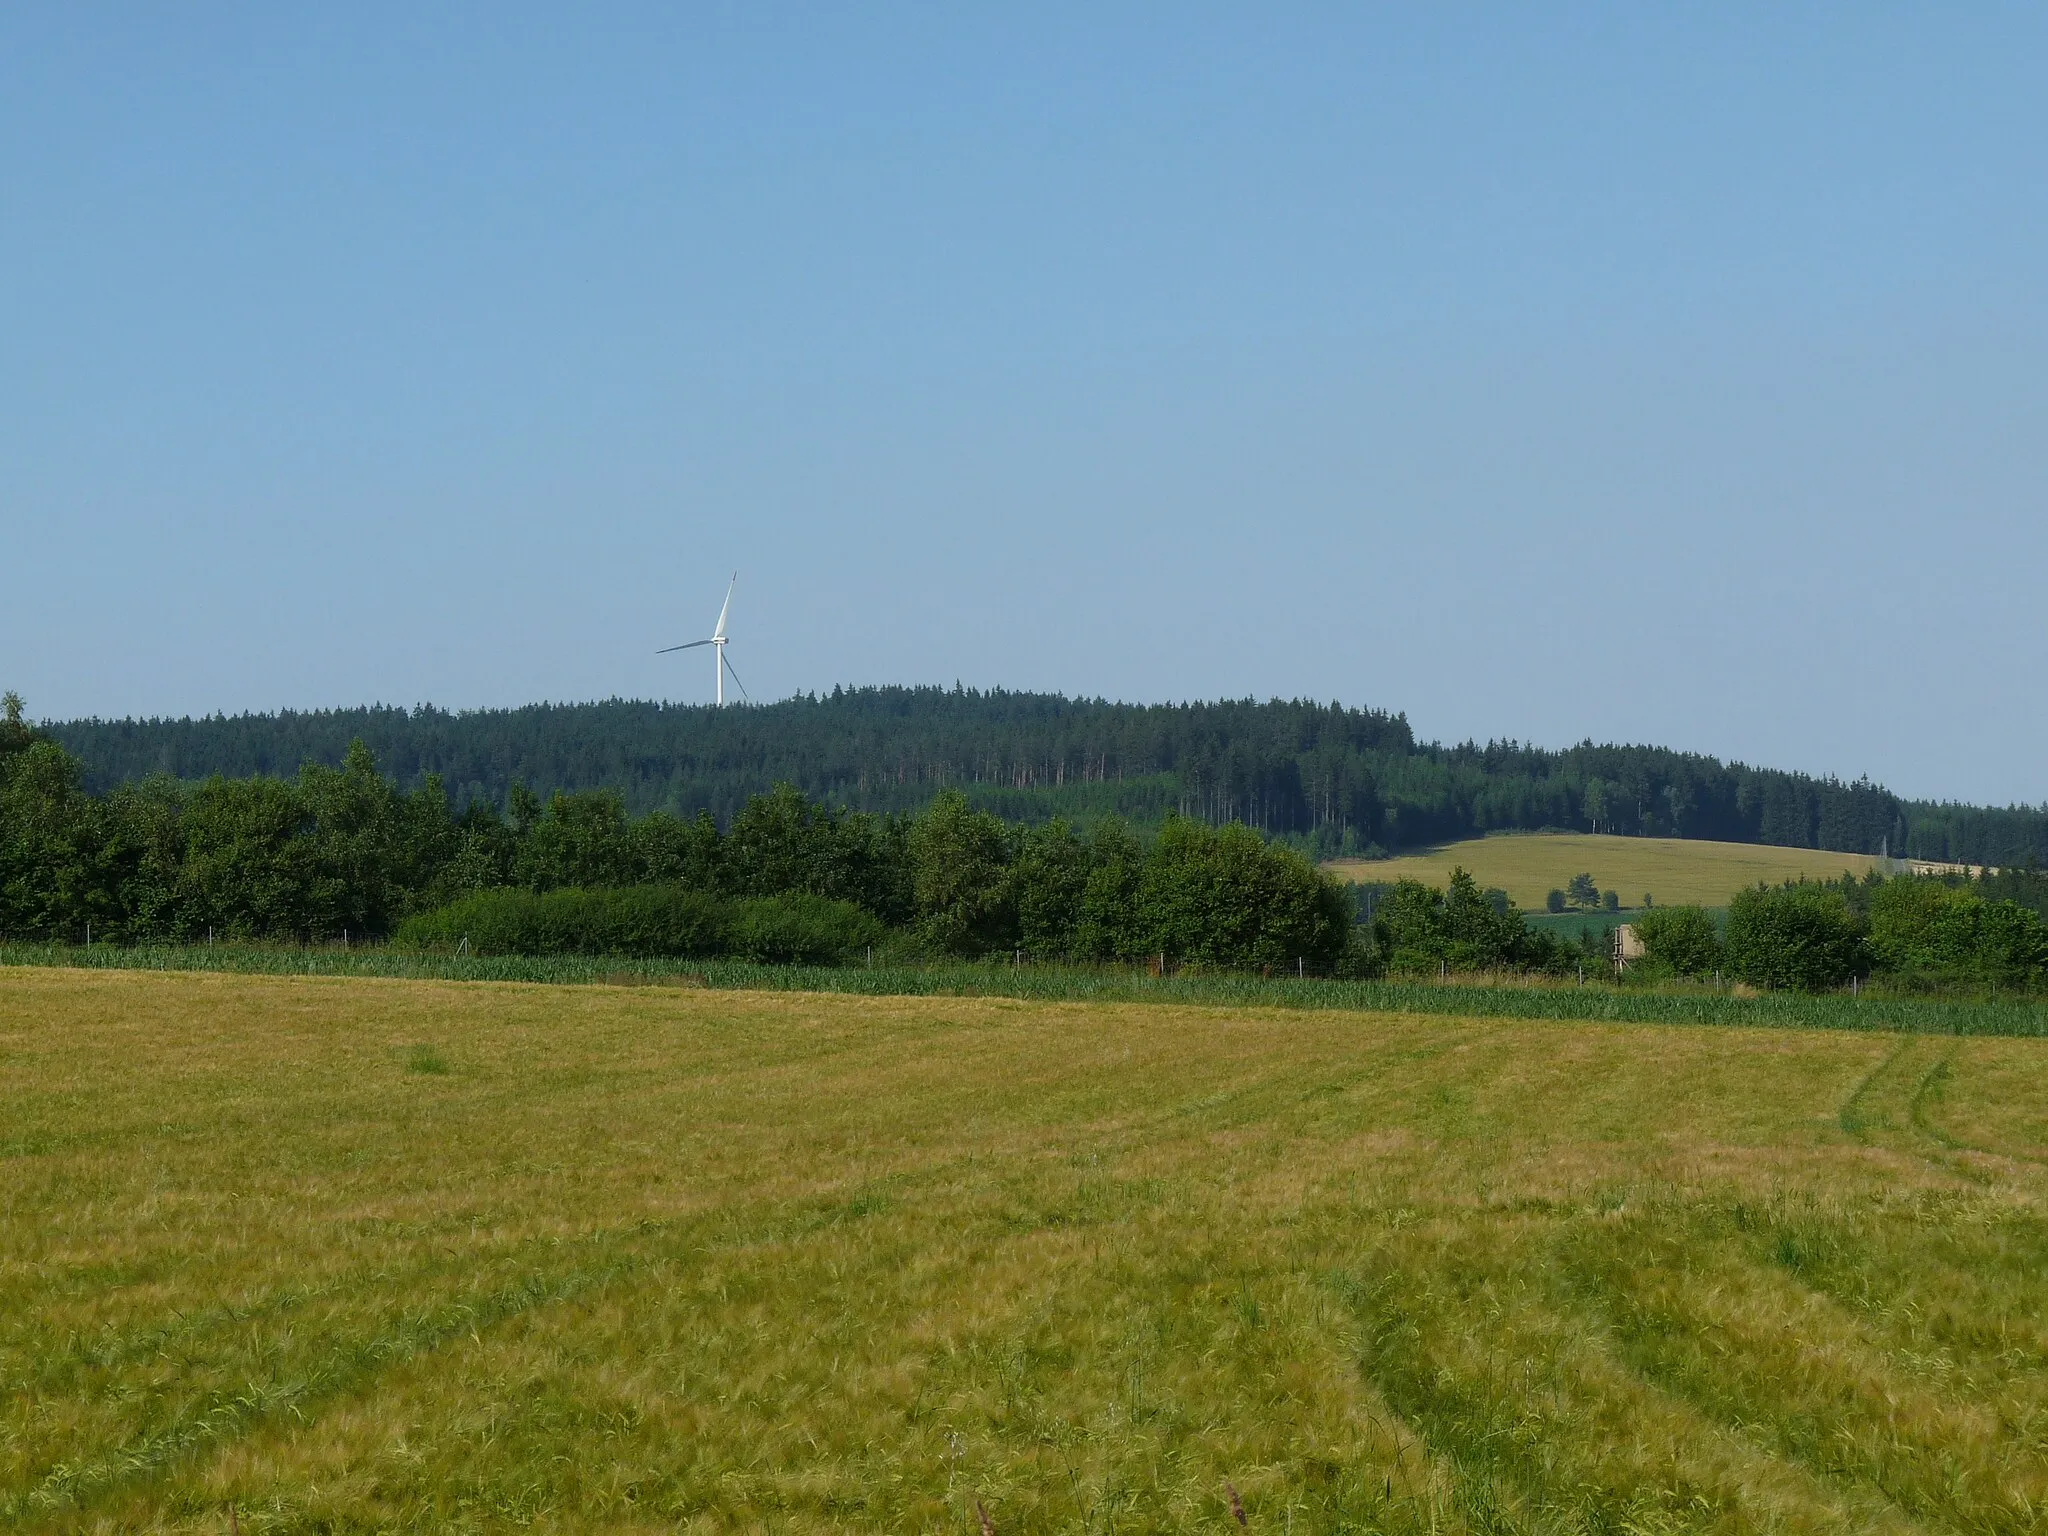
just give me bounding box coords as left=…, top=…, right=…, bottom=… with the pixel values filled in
left=4, top=967, right=2047, bottom=1533
left=1327, top=832, right=1883, bottom=909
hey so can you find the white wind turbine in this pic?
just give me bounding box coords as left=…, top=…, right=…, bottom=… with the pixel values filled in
left=657, top=573, right=748, bottom=705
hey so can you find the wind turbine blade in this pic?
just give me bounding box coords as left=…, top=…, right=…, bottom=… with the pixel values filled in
left=656, top=639, right=715, bottom=654
left=713, top=573, right=736, bottom=641
left=721, top=649, right=750, bottom=700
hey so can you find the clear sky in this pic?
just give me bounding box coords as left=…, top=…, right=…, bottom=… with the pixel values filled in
left=4, top=7, right=2044, bottom=805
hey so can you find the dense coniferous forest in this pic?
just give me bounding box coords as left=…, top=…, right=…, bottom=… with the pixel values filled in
left=45, top=686, right=2048, bottom=864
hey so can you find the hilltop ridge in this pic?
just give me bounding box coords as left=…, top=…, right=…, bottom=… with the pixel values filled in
left=43, top=686, right=2048, bottom=866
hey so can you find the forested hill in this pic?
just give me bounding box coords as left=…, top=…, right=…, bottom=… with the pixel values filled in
left=46, top=686, right=2048, bottom=865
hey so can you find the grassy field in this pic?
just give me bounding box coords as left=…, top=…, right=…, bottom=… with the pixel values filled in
left=5, top=968, right=2048, bottom=1532
left=1519, top=909, right=1637, bottom=945
left=1328, top=832, right=1883, bottom=909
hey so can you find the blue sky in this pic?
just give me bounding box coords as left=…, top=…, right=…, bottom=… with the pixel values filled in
left=4, top=7, right=2044, bottom=804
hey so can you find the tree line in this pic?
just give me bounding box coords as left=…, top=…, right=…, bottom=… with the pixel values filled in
left=1626, top=870, right=2048, bottom=993
left=1358, top=863, right=2048, bottom=993
left=0, top=699, right=1356, bottom=971
left=43, top=686, right=2048, bottom=865
left=12, top=691, right=2037, bottom=990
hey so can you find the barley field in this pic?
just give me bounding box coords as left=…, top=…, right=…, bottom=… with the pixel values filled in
left=4, top=968, right=2047, bottom=1533
left=1327, top=833, right=1882, bottom=910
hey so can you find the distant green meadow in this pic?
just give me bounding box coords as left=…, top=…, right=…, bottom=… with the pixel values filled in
left=1521, top=907, right=1729, bottom=945
left=6, top=941, right=2046, bottom=1039
left=1521, top=909, right=1629, bottom=943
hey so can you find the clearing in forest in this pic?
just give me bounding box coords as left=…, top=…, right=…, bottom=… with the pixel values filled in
left=1327, top=830, right=1883, bottom=909
left=3, top=966, right=2045, bottom=1532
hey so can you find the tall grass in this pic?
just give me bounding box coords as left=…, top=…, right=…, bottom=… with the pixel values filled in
left=6, top=939, right=2048, bottom=1036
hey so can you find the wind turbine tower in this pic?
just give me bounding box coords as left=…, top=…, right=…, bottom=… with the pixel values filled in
left=657, top=573, right=748, bottom=705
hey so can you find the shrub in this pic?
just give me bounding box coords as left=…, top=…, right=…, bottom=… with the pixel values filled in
left=1139, top=818, right=1352, bottom=974
left=1867, top=877, right=2048, bottom=987
left=1012, top=819, right=1090, bottom=960
left=397, top=885, right=730, bottom=956
left=1868, top=879, right=1979, bottom=978
left=1375, top=868, right=1528, bottom=973
left=395, top=886, right=882, bottom=963
left=725, top=892, right=885, bottom=964
left=1724, top=883, right=1861, bottom=991
left=1073, top=821, right=1146, bottom=961
left=1333, top=924, right=1384, bottom=979
left=911, top=790, right=1017, bottom=956
left=1631, top=904, right=1722, bottom=977
left=1977, top=901, right=2048, bottom=986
